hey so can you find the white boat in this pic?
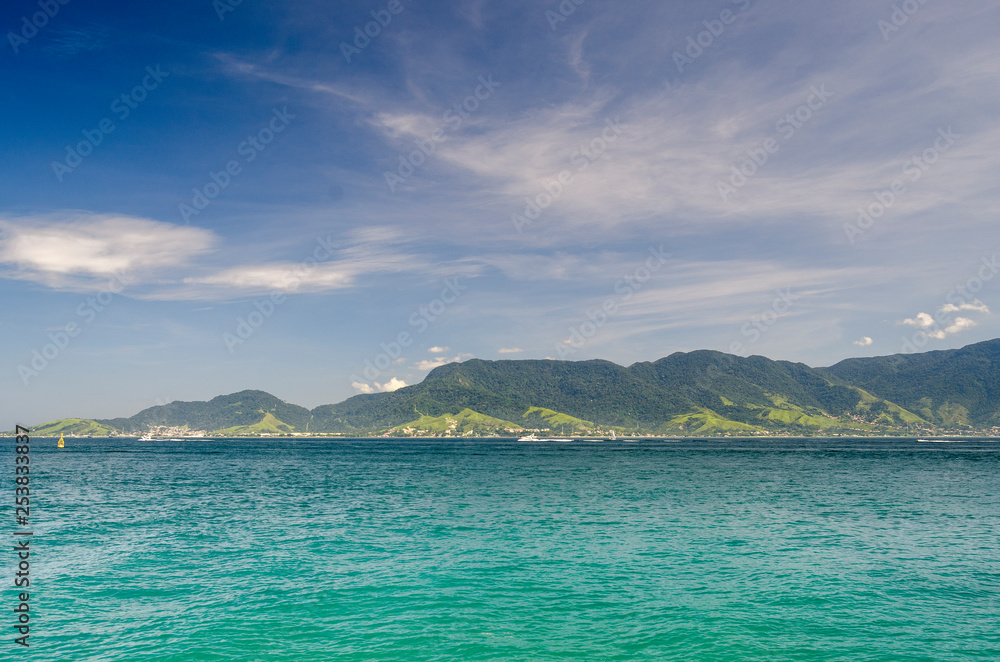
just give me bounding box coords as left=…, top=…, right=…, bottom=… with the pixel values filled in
left=519, top=434, right=573, bottom=442
left=139, top=433, right=153, bottom=441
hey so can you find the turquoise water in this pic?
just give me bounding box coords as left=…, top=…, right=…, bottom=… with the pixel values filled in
left=6, top=437, right=1000, bottom=660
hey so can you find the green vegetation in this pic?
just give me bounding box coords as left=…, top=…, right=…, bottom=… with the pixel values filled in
left=29, top=418, right=116, bottom=436
left=213, top=412, right=295, bottom=436
left=825, top=338, right=1000, bottom=427
left=755, top=405, right=829, bottom=428
left=522, top=407, right=597, bottom=434
left=96, top=390, right=313, bottom=434
left=390, top=409, right=522, bottom=436
left=30, top=339, right=1000, bottom=437
left=663, top=408, right=762, bottom=434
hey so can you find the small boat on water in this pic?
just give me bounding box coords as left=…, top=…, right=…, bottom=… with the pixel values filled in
left=57, top=433, right=65, bottom=448
left=517, top=434, right=573, bottom=442
left=139, top=433, right=153, bottom=441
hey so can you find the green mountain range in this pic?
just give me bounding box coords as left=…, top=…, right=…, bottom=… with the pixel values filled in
left=27, top=339, right=1000, bottom=437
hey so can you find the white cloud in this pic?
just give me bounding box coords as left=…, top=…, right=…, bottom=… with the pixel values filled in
left=0, top=216, right=477, bottom=301
left=853, top=337, right=873, bottom=347
left=899, top=299, right=986, bottom=340
left=181, top=231, right=433, bottom=296
left=944, top=317, right=977, bottom=335
left=153, top=228, right=475, bottom=300
left=186, top=263, right=356, bottom=293
left=941, top=300, right=990, bottom=314
left=415, top=353, right=473, bottom=371
left=498, top=347, right=523, bottom=354
left=428, top=346, right=449, bottom=354
left=378, top=377, right=408, bottom=392
left=356, top=4, right=1000, bottom=249
left=0, top=213, right=215, bottom=291
left=351, top=377, right=408, bottom=394
left=902, top=312, right=936, bottom=329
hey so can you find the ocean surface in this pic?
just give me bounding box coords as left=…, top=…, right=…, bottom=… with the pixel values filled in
left=5, top=437, right=1000, bottom=661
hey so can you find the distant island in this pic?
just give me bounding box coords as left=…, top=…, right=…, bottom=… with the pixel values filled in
left=20, top=339, right=1000, bottom=438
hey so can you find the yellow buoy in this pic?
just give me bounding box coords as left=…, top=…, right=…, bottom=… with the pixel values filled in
left=57, top=433, right=65, bottom=448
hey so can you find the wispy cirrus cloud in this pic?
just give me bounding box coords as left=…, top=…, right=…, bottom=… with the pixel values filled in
left=213, top=53, right=370, bottom=105
left=336, top=2, right=1000, bottom=249
left=40, top=26, right=113, bottom=58
left=184, top=262, right=356, bottom=293
left=168, top=227, right=481, bottom=300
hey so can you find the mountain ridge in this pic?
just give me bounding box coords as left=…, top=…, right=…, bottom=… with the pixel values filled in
left=25, top=339, right=1000, bottom=437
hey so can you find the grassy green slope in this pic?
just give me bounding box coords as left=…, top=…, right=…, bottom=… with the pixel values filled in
left=662, top=408, right=763, bottom=434
left=390, top=409, right=523, bottom=435
left=29, top=418, right=117, bottom=436
left=824, top=339, right=1000, bottom=426
left=522, top=407, right=598, bottom=433
left=213, top=412, right=295, bottom=436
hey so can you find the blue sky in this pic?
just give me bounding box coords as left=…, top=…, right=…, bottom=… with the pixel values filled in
left=2, top=0, right=999, bottom=427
